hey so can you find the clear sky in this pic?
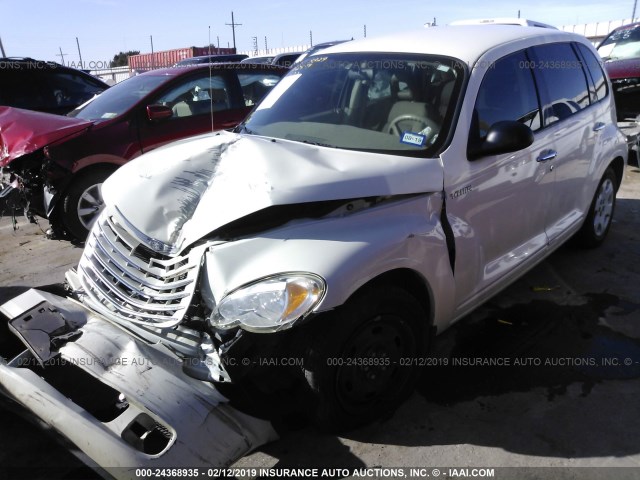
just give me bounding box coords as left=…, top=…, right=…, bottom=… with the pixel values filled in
left=0, top=0, right=636, bottom=65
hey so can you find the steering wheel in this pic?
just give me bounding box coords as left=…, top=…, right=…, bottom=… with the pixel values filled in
left=388, top=115, right=431, bottom=136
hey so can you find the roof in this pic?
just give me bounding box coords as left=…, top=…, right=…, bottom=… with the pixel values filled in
left=609, top=22, right=640, bottom=32
left=320, top=25, right=584, bottom=66
left=0, top=58, right=73, bottom=70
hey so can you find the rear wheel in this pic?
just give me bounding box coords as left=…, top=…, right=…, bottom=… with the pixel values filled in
left=62, top=167, right=115, bottom=241
left=575, top=167, right=617, bottom=248
left=304, top=286, right=427, bottom=432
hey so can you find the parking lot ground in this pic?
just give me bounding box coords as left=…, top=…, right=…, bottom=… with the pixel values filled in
left=1, top=165, right=640, bottom=480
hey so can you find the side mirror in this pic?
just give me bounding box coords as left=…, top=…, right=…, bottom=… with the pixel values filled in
left=146, top=104, right=173, bottom=121
left=468, top=121, right=534, bottom=160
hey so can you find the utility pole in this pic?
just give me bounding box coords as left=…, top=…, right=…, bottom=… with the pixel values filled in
left=217, top=36, right=220, bottom=49
left=364, top=24, right=367, bottom=38
left=150, top=35, right=154, bottom=69
left=518, top=10, right=521, bottom=18
left=252, top=36, right=258, bottom=56
left=76, top=37, right=83, bottom=69
left=226, top=11, right=242, bottom=50
left=633, top=0, right=638, bottom=21
left=0, top=36, right=6, bottom=57
left=56, top=47, right=68, bottom=66
left=310, top=30, right=313, bottom=46
left=265, top=36, right=268, bottom=53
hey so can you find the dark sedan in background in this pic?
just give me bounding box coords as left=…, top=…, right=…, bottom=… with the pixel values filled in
left=0, top=57, right=109, bottom=115
left=0, top=63, right=285, bottom=240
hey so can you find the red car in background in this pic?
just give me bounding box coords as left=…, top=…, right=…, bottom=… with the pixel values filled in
left=597, top=22, right=640, bottom=120
left=0, top=63, right=285, bottom=240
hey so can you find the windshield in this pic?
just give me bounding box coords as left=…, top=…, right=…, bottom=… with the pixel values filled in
left=242, top=53, right=464, bottom=155
left=68, top=74, right=168, bottom=121
left=598, top=25, right=640, bottom=61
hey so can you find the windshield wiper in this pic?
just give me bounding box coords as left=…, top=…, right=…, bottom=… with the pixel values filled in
left=302, top=139, right=338, bottom=148
left=235, top=124, right=254, bottom=135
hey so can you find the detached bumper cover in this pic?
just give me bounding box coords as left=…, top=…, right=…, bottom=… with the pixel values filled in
left=0, top=289, right=278, bottom=478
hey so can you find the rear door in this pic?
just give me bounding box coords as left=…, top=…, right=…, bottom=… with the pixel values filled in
left=527, top=42, right=596, bottom=244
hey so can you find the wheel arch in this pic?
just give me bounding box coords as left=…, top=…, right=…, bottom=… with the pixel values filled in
left=343, top=267, right=435, bottom=333
left=70, top=154, right=127, bottom=175
left=59, top=162, right=120, bottom=204
left=48, top=162, right=121, bottom=221
left=608, top=156, right=625, bottom=190
left=62, top=161, right=122, bottom=198
left=59, top=162, right=121, bottom=240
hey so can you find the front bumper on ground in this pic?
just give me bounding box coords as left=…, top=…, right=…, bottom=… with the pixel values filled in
left=0, top=289, right=278, bottom=478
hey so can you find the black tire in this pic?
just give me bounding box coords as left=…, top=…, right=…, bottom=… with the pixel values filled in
left=575, top=167, right=617, bottom=248
left=303, top=286, right=428, bottom=432
left=62, top=167, right=115, bottom=241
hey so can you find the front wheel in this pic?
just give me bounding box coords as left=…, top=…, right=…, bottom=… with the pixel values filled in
left=575, top=167, right=617, bottom=248
left=62, top=168, right=115, bottom=241
left=303, top=286, right=428, bottom=432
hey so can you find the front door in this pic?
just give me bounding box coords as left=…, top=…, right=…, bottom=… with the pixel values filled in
left=443, top=49, right=555, bottom=315
left=137, top=71, right=243, bottom=153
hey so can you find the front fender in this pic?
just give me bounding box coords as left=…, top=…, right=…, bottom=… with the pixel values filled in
left=202, top=195, right=456, bottom=332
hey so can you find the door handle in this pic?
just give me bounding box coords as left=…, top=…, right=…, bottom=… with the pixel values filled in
left=536, top=150, right=558, bottom=162
left=593, top=122, right=606, bottom=132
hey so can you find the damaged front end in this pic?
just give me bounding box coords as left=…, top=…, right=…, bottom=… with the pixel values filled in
left=0, top=288, right=279, bottom=477
left=0, top=148, right=71, bottom=225
left=0, top=106, right=90, bottom=230
left=0, top=47, right=455, bottom=467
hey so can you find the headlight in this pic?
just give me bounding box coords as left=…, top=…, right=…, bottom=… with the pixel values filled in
left=210, top=273, right=325, bottom=333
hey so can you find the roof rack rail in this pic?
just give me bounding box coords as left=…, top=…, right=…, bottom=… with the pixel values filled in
left=447, top=18, right=557, bottom=29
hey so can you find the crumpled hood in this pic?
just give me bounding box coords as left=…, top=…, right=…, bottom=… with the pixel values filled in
left=102, top=131, right=444, bottom=253
left=604, top=57, right=640, bottom=80
left=0, top=107, right=92, bottom=166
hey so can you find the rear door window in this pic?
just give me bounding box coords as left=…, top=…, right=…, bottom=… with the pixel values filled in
left=529, top=43, right=591, bottom=125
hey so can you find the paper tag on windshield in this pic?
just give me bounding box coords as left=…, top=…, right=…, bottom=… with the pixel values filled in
left=400, top=132, right=426, bottom=147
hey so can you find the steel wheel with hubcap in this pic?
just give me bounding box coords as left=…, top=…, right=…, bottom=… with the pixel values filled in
left=62, top=167, right=116, bottom=241
left=575, top=166, right=618, bottom=248
left=304, top=285, right=427, bottom=432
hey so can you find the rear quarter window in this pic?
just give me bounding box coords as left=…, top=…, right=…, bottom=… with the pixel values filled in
left=576, top=43, right=608, bottom=102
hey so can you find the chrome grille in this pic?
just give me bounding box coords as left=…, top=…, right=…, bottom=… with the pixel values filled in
left=78, top=214, right=203, bottom=328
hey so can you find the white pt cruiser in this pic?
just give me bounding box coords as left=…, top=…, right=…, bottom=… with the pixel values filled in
left=0, top=25, right=628, bottom=473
